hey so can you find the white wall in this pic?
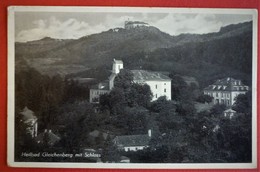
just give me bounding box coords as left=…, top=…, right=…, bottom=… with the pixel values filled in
left=123, top=146, right=147, bottom=152
left=144, top=80, right=171, bottom=101
left=89, top=89, right=110, bottom=103
left=204, top=90, right=247, bottom=106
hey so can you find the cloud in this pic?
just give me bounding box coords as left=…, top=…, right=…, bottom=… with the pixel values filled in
left=16, top=13, right=247, bottom=42
left=16, top=16, right=107, bottom=42
left=150, top=13, right=223, bottom=35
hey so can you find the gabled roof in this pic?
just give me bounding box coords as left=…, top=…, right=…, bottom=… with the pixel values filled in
left=131, top=70, right=171, bottom=81
left=114, top=134, right=150, bottom=147
left=20, top=107, right=37, bottom=121
left=204, top=77, right=249, bottom=91
left=224, top=108, right=236, bottom=113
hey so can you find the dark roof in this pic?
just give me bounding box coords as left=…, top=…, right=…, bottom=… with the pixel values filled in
left=204, top=77, right=249, bottom=91
left=90, top=81, right=109, bottom=90
left=131, top=70, right=171, bottom=81
left=114, top=134, right=150, bottom=147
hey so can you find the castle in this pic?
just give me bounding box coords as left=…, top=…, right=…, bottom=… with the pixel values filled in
left=124, top=21, right=149, bottom=30
left=203, top=77, right=249, bottom=106
left=89, top=59, right=171, bottom=103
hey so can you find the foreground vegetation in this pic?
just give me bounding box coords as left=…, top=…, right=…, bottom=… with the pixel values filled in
left=15, top=68, right=252, bottom=163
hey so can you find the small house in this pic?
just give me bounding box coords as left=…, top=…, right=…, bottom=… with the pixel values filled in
left=114, top=130, right=151, bottom=152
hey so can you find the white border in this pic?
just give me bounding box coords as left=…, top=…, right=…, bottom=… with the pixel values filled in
left=7, top=6, right=258, bottom=169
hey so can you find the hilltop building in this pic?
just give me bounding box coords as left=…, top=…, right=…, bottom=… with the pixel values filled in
left=124, top=21, right=149, bottom=30
left=89, top=59, right=171, bottom=103
left=203, top=77, right=249, bottom=106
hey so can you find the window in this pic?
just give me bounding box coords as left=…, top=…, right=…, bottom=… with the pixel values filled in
left=216, top=92, right=218, bottom=97
left=155, top=94, right=157, bottom=98
left=227, top=100, right=230, bottom=105
left=221, top=100, right=224, bottom=104
left=155, top=85, right=157, bottom=89
left=164, top=89, right=166, bottom=93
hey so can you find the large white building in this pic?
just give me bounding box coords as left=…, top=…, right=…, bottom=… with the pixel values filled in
left=203, top=77, right=249, bottom=106
left=89, top=59, right=171, bottom=103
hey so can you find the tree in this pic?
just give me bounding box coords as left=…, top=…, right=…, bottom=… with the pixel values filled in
left=101, top=136, right=120, bottom=162
left=100, top=69, right=152, bottom=112
left=210, top=104, right=226, bottom=116
left=233, top=91, right=252, bottom=114
left=196, top=94, right=213, bottom=103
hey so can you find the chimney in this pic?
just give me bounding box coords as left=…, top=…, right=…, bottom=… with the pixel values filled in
left=148, top=129, right=152, bottom=137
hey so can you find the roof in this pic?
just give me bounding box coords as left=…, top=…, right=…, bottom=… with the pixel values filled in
left=90, top=81, right=109, bottom=90
left=131, top=70, right=171, bottom=81
left=204, top=77, right=249, bottom=91
left=113, top=59, right=123, bottom=64
left=114, top=134, right=150, bottom=147
left=224, top=108, right=236, bottom=113
left=125, top=21, right=149, bottom=25
left=20, top=107, right=37, bottom=121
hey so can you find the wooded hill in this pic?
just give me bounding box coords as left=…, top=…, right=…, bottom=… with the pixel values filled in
left=15, top=21, right=253, bottom=87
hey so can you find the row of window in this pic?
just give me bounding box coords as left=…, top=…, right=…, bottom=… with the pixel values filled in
left=206, top=92, right=230, bottom=98
left=91, top=90, right=108, bottom=96
left=215, top=99, right=230, bottom=105
left=155, top=83, right=167, bottom=89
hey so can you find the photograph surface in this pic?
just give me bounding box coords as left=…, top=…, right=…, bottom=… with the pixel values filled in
left=8, top=6, right=257, bottom=169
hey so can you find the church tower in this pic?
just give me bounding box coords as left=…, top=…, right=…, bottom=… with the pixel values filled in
left=109, top=59, right=123, bottom=90
left=112, top=59, right=123, bottom=74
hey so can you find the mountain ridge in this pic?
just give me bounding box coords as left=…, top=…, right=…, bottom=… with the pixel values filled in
left=15, top=21, right=253, bottom=82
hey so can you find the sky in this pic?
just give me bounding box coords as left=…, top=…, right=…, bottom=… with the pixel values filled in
left=14, top=11, right=253, bottom=42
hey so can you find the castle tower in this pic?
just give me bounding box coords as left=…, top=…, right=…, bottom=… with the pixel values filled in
left=112, top=59, right=123, bottom=74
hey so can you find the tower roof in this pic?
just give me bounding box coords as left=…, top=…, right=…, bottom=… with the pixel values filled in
left=113, top=59, right=123, bottom=64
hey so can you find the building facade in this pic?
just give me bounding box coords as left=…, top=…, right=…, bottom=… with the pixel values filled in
left=204, top=77, right=249, bottom=106
left=89, top=59, right=172, bottom=103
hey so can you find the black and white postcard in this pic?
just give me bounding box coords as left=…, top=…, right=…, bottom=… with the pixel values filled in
left=7, top=6, right=258, bottom=169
